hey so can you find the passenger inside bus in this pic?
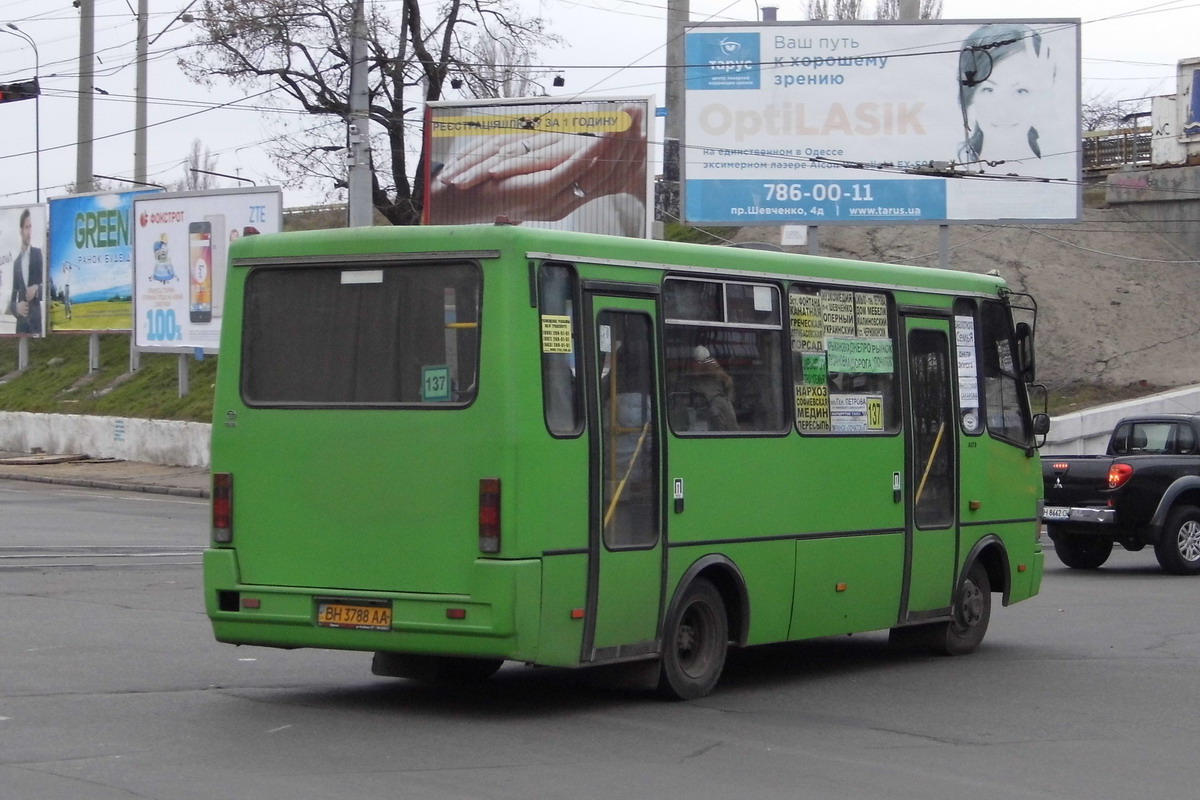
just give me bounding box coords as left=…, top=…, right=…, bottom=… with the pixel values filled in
left=676, top=346, right=739, bottom=432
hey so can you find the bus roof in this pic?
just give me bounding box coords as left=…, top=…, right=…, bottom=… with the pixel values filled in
left=229, top=224, right=1009, bottom=297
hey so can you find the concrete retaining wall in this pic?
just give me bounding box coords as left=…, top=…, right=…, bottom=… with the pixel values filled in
left=1041, top=385, right=1200, bottom=455
left=3, top=384, right=1200, bottom=467
left=0, top=411, right=211, bottom=467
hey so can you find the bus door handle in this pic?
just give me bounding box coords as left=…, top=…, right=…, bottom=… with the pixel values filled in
left=893, top=471, right=902, bottom=503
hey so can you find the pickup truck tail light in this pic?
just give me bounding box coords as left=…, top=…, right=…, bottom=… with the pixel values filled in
left=1108, top=463, right=1134, bottom=489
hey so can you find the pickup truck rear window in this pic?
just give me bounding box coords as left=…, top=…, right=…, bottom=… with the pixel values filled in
left=1110, top=422, right=1197, bottom=455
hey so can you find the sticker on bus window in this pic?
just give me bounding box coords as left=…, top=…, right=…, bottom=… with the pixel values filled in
left=854, top=293, right=888, bottom=338
left=820, top=290, right=856, bottom=338
left=422, top=365, right=451, bottom=402
left=801, top=352, right=828, bottom=385
left=753, top=286, right=773, bottom=312
left=790, top=292, right=824, bottom=352
left=795, top=384, right=830, bottom=432
left=826, top=337, right=894, bottom=374
left=599, top=324, right=612, bottom=353
left=541, top=315, right=573, bottom=354
left=954, top=315, right=976, bottom=347
left=831, top=394, right=883, bottom=433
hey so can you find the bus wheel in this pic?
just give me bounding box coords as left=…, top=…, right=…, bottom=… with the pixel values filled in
left=1154, top=505, right=1200, bottom=575
left=1048, top=526, right=1113, bottom=569
left=657, top=578, right=728, bottom=701
left=372, top=652, right=504, bottom=684
left=929, top=561, right=991, bottom=656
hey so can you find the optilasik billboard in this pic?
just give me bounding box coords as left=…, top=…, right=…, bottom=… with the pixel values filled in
left=682, top=20, right=1081, bottom=225
left=424, top=96, right=652, bottom=238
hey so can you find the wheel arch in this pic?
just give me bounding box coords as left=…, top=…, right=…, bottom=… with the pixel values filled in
left=1149, top=478, right=1200, bottom=533
left=962, top=534, right=1011, bottom=606
left=665, top=554, right=750, bottom=647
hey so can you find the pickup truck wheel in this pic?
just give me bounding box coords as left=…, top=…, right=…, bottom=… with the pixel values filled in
left=1154, top=505, right=1200, bottom=575
left=1049, top=529, right=1113, bottom=570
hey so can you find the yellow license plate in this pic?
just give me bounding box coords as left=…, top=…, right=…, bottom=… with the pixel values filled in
left=316, top=599, right=393, bottom=631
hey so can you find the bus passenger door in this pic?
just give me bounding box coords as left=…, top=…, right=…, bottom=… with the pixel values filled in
left=901, top=317, right=958, bottom=620
left=581, top=291, right=664, bottom=663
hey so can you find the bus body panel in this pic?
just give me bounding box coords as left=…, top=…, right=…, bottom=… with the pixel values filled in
left=203, top=224, right=1043, bottom=690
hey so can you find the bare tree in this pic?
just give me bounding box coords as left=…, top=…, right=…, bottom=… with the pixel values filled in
left=180, top=0, right=559, bottom=225
left=456, top=36, right=539, bottom=99
left=808, top=0, right=942, bottom=18
left=173, top=139, right=218, bottom=191
left=1081, top=92, right=1129, bottom=132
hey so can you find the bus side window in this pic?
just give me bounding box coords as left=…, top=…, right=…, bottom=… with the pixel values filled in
left=663, top=278, right=785, bottom=435
left=538, top=263, right=583, bottom=437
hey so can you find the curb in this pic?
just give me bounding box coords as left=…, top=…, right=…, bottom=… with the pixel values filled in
left=0, top=470, right=209, bottom=498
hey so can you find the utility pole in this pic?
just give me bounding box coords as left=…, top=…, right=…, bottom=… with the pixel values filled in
left=347, top=0, right=373, bottom=227
left=134, top=0, right=148, bottom=184
left=76, top=0, right=95, bottom=193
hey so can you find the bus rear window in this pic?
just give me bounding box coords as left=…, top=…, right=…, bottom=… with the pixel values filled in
left=241, top=262, right=481, bottom=406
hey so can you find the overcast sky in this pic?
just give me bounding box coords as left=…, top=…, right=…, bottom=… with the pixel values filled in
left=0, top=0, right=1194, bottom=210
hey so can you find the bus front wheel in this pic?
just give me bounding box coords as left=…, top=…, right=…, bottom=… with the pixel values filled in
left=657, top=578, right=728, bottom=701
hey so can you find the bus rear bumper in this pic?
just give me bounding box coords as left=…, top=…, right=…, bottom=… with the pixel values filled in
left=203, top=549, right=542, bottom=662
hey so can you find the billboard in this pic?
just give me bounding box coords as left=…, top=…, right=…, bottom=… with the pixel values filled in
left=0, top=203, right=48, bottom=337
left=424, top=96, right=652, bottom=237
left=48, top=189, right=160, bottom=332
left=133, top=188, right=282, bottom=352
left=682, top=20, right=1081, bottom=224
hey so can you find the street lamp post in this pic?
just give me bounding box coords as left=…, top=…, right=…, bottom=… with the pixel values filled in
left=4, top=23, right=39, bottom=202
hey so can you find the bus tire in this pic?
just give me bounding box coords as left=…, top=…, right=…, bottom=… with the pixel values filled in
left=929, top=561, right=991, bottom=656
left=657, top=578, right=728, bottom=701
left=1154, top=505, right=1200, bottom=575
left=371, top=652, right=504, bottom=684
left=1048, top=526, right=1113, bottom=570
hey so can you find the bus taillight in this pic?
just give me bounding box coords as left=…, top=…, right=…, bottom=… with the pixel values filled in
left=479, top=477, right=501, bottom=553
left=1108, top=463, right=1134, bottom=490
left=212, top=472, right=234, bottom=543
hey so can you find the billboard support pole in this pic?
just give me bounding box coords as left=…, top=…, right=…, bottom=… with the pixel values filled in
left=178, top=354, right=189, bottom=397
left=939, top=225, right=950, bottom=269
left=18, top=339, right=28, bottom=370
left=807, top=226, right=820, bottom=256
left=88, top=334, right=100, bottom=373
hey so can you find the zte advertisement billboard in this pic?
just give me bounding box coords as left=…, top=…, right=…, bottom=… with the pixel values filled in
left=0, top=204, right=47, bottom=337
left=683, top=20, right=1081, bottom=225
left=133, top=188, right=281, bottom=352
left=48, top=190, right=160, bottom=332
left=424, top=96, right=652, bottom=238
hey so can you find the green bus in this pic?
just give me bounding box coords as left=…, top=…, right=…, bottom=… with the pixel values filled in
left=204, top=223, right=1048, bottom=700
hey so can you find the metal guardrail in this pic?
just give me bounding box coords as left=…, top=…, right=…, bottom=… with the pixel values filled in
left=1082, top=127, right=1152, bottom=171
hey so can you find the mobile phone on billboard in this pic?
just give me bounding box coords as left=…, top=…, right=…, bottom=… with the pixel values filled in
left=189, top=220, right=213, bottom=323
left=204, top=213, right=226, bottom=319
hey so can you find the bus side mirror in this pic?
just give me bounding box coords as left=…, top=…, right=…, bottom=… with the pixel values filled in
left=1032, top=413, right=1050, bottom=436
left=1015, top=321, right=1035, bottom=383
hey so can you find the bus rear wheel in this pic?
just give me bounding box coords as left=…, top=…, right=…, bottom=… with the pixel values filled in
left=929, top=561, right=992, bottom=656
left=657, top=578, right=728, bottom=701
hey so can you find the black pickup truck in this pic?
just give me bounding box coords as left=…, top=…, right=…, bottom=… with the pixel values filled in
left=1042, top=414, right=1200, bottom=574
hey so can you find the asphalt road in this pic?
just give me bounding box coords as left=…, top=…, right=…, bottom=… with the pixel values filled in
left=3, top=478, right=1199, bottom=800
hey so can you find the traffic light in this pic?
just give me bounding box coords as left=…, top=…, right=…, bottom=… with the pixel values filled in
left=0, top=79, right=39, bottom=104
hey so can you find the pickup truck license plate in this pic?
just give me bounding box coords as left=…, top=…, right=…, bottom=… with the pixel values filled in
left=316, top=599, right=393, bottom=631
left=1043, top=506, right=1071, bottom=521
